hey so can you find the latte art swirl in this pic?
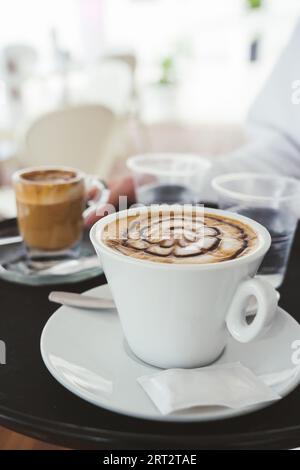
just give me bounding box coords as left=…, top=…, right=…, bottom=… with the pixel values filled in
left=102, top=212, right=258, bottom=264
left=125, top=216, right=222, bottom=258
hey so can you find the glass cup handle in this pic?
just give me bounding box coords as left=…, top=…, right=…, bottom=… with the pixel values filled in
left=83, top=176, right=110, bottom=221
left=226, top=277, right=278, bottom=343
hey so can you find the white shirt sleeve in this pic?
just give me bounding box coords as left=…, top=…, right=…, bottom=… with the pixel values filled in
left=203, top=20, right=300, bottom=202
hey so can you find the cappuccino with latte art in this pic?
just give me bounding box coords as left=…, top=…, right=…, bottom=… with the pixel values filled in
left=102, top=209, right=258, bottom=264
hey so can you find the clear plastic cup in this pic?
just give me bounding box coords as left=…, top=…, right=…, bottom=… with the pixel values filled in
left=127, top=153, right=211, bottom=205
left=212, top=173, right=300, bottom=288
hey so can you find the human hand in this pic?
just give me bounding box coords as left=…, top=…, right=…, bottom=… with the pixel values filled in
left=84, top=175, right=136, bottom=227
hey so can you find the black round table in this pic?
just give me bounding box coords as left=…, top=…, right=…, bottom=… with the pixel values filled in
left=1, top=220, right=300, bottom=450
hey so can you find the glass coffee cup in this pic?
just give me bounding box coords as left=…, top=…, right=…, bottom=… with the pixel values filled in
left=13, top=166, right=109, bottom=263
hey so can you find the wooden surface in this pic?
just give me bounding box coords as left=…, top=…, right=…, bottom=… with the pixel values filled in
left=0, top=426, right=65, bottom=450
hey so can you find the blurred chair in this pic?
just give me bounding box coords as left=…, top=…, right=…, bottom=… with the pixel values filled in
left=2, top=44, right=37, bottom=76
left=1, top=44, right=38, bottom=102
left=24, top=104, right=118, bottom=177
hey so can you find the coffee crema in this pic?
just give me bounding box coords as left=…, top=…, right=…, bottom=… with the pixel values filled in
left=102, top=212, right=258, bottom=264
left=21, top=169, right=77, bottom=183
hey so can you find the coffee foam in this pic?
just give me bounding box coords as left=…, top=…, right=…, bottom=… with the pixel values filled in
left=102, top=211, right=258, bottom=264
left=22, top=169, right=77, bottom=183
left=14, top=170, right=84, bottom=205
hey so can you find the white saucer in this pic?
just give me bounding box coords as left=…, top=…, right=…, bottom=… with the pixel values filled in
left=41, top=285, right=300, bottom=422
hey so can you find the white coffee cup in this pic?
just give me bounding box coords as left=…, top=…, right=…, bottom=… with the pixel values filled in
left=90, top=207, right=278, bottom=369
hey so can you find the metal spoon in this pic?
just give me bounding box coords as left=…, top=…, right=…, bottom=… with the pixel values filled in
left=49, top=291, right=116, bottom=310
left=0, top=235, right=22, bottom=246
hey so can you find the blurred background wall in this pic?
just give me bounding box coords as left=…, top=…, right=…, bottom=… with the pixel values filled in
left=0, top=0, right=299, bottom=217
left=1, top=0, right=298, bottom=121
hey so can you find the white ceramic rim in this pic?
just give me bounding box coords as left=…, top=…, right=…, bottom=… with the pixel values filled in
left=12, top=165, right=85, bottom=185
left=90, top=206, right=271, bottom=271
left=127, top=153, right=211, bottom=178
left=212, top=172, right=300, bottom=203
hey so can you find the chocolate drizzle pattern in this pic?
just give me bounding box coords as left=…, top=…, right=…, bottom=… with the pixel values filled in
left=102, top=212, right=258, bottom=264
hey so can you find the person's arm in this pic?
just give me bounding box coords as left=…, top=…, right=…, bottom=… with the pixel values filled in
left=202, top=20, right=300, bottom=201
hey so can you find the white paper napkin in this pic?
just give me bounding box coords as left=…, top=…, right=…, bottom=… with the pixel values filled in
left=138, top=362, right=281, bottom=415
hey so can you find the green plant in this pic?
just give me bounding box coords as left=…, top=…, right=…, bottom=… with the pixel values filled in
left=246, top=0, right=263, bottom=9
left=158, top=56, right=176, bottom=85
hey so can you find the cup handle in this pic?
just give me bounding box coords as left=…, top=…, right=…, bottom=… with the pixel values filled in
left=226, top=277, right=278, bottom=343
left=83, top=176, right=110, bottom=221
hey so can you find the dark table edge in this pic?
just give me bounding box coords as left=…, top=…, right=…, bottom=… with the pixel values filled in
left=1, top=405, right=300, bottom=450
left=1, top=216, right=300, bottom=450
